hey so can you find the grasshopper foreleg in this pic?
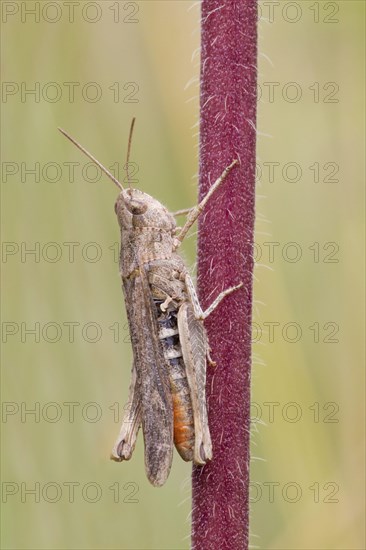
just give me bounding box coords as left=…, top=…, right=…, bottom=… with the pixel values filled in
left=173, top=159, right=239, bottom=249
left=172, top=207, right=195, bottom=217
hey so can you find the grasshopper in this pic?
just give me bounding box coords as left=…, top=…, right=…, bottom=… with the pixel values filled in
left=59, top=120, right=241, bottom=486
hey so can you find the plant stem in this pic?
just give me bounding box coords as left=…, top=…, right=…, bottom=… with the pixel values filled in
left=192, top=2, right=257, bottom=549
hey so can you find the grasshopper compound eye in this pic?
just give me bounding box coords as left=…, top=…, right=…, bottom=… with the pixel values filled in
left=126, top=198, right=148, bottom=215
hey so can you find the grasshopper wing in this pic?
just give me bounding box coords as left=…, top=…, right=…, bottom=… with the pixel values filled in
left=177, top=302, right=212, bottom=464
left=123, top=267, right=174, bottom=487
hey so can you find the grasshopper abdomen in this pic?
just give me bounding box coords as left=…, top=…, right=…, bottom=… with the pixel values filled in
left=156, top=303, right=195, bottom=462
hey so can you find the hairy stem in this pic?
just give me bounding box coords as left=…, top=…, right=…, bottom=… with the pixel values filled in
left=192, top=2, right=258, bottom=549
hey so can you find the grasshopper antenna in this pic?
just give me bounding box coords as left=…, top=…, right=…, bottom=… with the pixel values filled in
left=58, top=127, right=124, bottom=192
left=125, top=117, right=136, bottom=195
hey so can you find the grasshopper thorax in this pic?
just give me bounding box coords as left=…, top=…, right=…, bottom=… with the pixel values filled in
left=115, top=189, right=176, bottom=232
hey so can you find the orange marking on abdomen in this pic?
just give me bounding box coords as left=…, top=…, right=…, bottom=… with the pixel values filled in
left=172, top=393, right=194, bottom=461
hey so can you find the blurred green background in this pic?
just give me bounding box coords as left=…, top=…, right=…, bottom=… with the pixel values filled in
left=1, top=1, right=365, bottom=549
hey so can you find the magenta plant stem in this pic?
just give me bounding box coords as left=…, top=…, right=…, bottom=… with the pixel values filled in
left=192, top=2, right=258, bottom=549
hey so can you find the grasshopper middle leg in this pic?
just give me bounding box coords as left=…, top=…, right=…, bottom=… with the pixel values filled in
left=185, top=274, right=243, bottom=321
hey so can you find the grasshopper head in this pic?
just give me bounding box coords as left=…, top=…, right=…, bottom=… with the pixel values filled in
left=115, top=189, right=176, bottom=232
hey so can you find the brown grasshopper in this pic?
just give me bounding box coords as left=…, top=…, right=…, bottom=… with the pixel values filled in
left=59, top=120, right=241, bottom=486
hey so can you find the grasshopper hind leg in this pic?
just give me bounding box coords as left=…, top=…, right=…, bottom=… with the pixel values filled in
left=178, top=302, right=213, bottom=465
left=111, top=362, right=142, bottom=461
